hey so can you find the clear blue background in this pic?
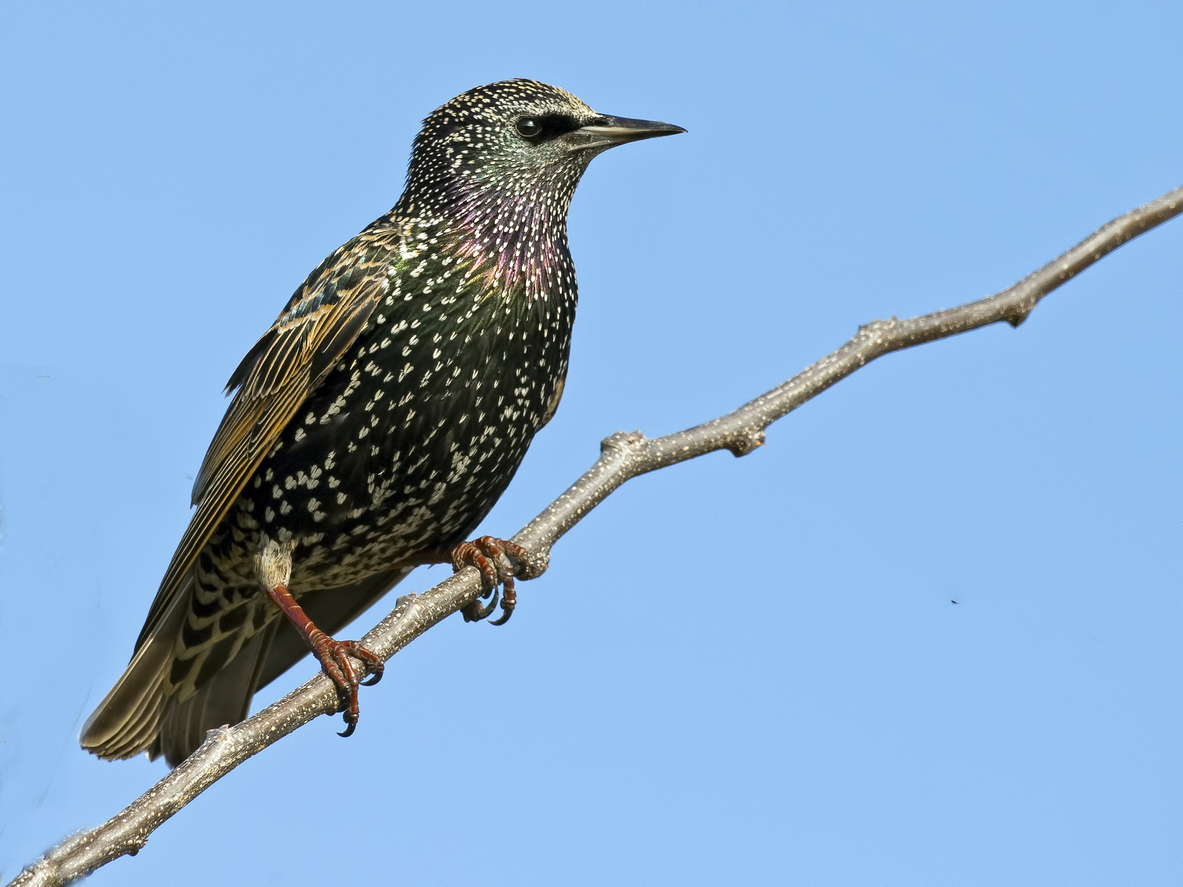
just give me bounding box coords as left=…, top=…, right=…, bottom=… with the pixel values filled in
left=2, top=2, right=1181, bottom=883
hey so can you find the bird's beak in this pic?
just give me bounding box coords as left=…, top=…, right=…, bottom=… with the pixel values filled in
left=567, top=116, right=686, bottom=152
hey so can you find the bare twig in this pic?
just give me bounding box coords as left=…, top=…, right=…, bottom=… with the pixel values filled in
left=9, top=183, right=1181, bottom=887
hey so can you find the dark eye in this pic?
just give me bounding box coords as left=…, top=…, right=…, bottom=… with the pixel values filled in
left=515, top=117, right=541, bottom=138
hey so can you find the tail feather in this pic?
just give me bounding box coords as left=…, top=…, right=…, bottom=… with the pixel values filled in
left=81, top=566, right=413, bottom=767
left=151, top=624, right=274, bottom=767
left=79, top=583, right=189, bottom=760
left=101, top=668, right=166, bottom=760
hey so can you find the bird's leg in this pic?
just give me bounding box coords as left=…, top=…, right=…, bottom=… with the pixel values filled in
left=404, top=536, right=530, bottom=625
left=262, top=584, right=384, bottom=737
left=256, top=537, right=382, bottom=737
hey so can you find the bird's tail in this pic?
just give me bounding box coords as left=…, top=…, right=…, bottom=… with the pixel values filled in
left=150, top=626, right=273, bottom=766
left=78, top=584, right=188, bottom=761
left=79, top=577, right=275, bottom=767
left=81, top=566, right=412, bottom=766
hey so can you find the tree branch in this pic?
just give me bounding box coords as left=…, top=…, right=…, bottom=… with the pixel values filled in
left=9, top=183, right=1182, bottom=887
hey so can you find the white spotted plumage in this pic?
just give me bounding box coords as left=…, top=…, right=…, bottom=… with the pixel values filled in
left=81, top=78, right=683, bottom=766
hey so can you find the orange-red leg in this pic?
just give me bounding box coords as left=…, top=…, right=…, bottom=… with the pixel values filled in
left=264, top=583, right=383, bottom=737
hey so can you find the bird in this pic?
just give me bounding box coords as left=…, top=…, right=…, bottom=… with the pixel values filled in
left=79, top=79, right=684, bottom=767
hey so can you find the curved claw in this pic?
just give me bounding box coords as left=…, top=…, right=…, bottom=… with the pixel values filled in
left=463, top=587, right=500, bottom=622
left=487, top=576, right=516, bottom=626
left=307, top=632, right=383, bottom=738
left=262, top=583, right=383, bottom=739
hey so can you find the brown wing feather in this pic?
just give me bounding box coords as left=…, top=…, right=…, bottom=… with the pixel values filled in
left=134, top=232, right=398, bottom=649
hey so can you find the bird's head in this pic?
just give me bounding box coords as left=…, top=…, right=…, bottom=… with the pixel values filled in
left=400, top=79, right=684, bottom=226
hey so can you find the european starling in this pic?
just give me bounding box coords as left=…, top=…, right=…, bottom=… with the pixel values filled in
left=80, top=79, right=683, bottom=766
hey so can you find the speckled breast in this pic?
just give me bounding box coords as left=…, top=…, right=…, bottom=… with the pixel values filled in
left=212, top=220, right=577, bottom=595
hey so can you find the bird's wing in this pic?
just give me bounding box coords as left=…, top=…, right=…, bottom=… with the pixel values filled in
left=134, top=233, right=398, bottom=650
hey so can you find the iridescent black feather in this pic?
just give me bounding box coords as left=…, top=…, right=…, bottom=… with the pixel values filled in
left=81, top=80, right=682, bottom=766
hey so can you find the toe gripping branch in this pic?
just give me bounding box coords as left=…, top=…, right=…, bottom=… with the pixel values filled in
left=450, top=536, right=531, bottom=626
left=264, top=583, right=384, bottom=737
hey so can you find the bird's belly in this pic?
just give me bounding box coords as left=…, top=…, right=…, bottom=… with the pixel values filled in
left=222, top=369, right=551, bottom=592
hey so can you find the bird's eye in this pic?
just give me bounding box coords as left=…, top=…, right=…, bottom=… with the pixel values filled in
left=515, top=117, right=541, bottom=139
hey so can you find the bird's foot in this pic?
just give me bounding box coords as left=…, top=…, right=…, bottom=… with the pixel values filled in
left=452, top=536, right=529, bottom=626
left=263, top=581, right=384, bottom=737
left=306, top=628, right=384, bottom=737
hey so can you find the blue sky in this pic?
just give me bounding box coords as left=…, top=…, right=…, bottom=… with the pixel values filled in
left=2, top=1, right=1181, bottom=883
